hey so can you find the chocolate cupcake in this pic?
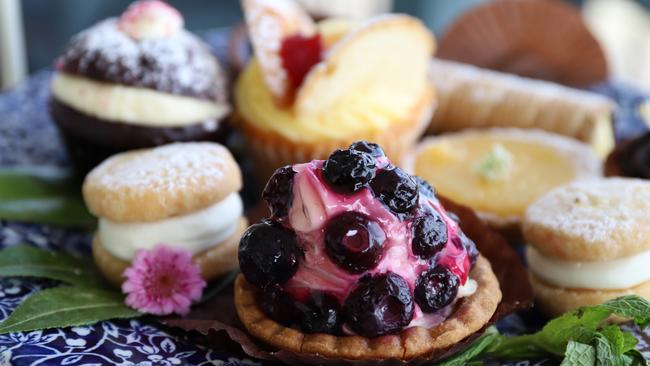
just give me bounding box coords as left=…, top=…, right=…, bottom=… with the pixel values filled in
left=50, top=0, right=230, bottom=172
left=605, top=131, right=650, bottom=178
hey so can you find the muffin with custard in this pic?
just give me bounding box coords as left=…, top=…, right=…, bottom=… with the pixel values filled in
left=50, top=0, right=230, bottom=172
left=236, top=0, right=436, bottom=180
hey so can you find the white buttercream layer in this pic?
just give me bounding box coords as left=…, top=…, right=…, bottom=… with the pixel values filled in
left=51, top=73, right=230, bottom=127
left=526, top=246, right=650, bottom=290
left=99, top=193, right=243, bottom=260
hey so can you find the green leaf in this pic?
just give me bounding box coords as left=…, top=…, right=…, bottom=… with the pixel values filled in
left=437, top=327, right=499, bottom=366
left=601, top=296, right=650, bottom=328
left=485, top=296, right=650, bottom=363
left=561, top=341, right=596, bottom=366
left=196, top=270, right=238, bottom=305
left=600, top=325, right=637, bottom=355
left=0, top=166, right=79, bottom=198
left=624, top=349, right=649, bottom=366
left=593, top=333, right=619, bottom=366
left=0, top=286, right=140, bottom=334
left=0, top=166, right=94, bottom=228
left=0, top=245, right=105, bottom=286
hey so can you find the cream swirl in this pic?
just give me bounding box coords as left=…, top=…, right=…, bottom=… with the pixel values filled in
left=100, top=193, right=243, bottom=260
left=526, top=246, right=650, bottom=290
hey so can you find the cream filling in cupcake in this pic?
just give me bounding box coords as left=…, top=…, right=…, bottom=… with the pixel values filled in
left=526, top=246, right=650, bottom=290
left=99, top=193, right=243, bottom=261
left=51, top=73, right=230, bottom=127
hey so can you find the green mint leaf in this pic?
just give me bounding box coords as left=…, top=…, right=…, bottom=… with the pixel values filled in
left=624, top=349, right=649, bottom=366
left=0, top=286, right=140, bottom=334
left=601, top=296, right=650, bottom=328
left=485, top=296, right=650, bottom=362
left=593, top=333, right=622, bottom=366
left=484, top=334, right=547, bottom=360
left=0, top=245, right=105, bottom=286
left=600, top=325, right=637, bottom=355
left=561, top=341, right=596, bottom=366
left=436, top=327, right=499, bottom=366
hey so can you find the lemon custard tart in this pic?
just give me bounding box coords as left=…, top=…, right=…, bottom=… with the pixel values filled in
left=406, top=128, right=602, bottom=230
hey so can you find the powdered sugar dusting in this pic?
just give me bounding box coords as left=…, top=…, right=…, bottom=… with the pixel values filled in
left=91, top=142, right=229, bottom=192
left=526, top=178, right=650, bottom=254
left=57, top=18, right=226, bottom=102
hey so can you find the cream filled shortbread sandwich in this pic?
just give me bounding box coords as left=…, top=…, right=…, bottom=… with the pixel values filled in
left=83, top=143, right=246, bottom=287
left=523, top=178, right=650, bottom=315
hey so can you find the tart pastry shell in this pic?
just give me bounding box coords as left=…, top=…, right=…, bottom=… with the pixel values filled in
left=234, top=255, right=500, bottom=363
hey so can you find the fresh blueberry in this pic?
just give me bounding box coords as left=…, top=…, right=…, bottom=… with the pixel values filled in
left=414, top=267, right=460, bottom=313
left=412, top=212, right=448, bottom=259
left=238, top=220, right=302, bottom=288
left=413, top=175, right=436, bottom=198
left=263, top=166, right=296, bottom=218
left=322, top=149, right=376, bottom=193
left=370, top=167, right=419, bottom=216
left=296, top=291, right=344, bottom=334
left=260, top=284, right=298, bottom=326
left=344, top=272, right=414, bottom=337
left=459, top=232, right=479, bottom=267
left=349, top=141, right=385, bottom=158
left=325, top=212, right=386, bottom=274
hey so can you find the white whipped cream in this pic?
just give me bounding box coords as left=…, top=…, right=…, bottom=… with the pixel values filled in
left=99, top=193, right=242, bottom=260
left=526, top=246, right=650, bottom=290
left=51, top=73, right=230, bottom=127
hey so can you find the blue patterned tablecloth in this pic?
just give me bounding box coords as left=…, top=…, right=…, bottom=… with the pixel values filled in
left=1, top=30, right=649, bottom=365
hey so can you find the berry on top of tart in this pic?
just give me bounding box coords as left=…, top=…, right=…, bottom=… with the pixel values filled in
left=50, top=0, right=230, bottom=172
left=235, top=142, right=501, bottom=361
left=605, top=131, right=650, bottom=179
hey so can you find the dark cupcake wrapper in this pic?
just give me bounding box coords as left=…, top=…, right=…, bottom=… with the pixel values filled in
left=49, top=97, right=231, bottom=173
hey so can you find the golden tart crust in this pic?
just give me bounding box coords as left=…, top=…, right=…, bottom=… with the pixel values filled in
left=234, top=255, right=501, bottom=361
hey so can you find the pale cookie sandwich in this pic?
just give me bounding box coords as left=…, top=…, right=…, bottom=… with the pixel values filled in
left=523, top=178, right=650, bottom=316
left=83, top=142, right=246, bottom=287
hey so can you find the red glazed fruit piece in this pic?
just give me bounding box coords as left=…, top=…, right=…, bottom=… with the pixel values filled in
left=280, top=34, right=323, bottom=90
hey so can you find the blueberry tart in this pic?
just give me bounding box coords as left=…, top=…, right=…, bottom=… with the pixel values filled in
left=234, top=141, right=501, bottom=362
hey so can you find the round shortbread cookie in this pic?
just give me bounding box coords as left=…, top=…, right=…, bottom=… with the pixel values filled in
left=523, top=178, right=650, bottom=261
left=530, top=273, right=650, bottom=316
left=93, top=217, right=247, bottom=287
left=83, top=142, right=242, bottom=222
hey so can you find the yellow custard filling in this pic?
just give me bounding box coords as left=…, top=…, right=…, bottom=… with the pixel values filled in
left=234, top=19, right=430, bottom=143
left=414, top=131, right=599, bottom=219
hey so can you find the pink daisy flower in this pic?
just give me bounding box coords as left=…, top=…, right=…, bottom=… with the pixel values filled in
left=122, top=245, right=206, bottom=316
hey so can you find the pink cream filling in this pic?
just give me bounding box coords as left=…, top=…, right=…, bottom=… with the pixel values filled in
left=284, top=160, right=470, bottom=329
